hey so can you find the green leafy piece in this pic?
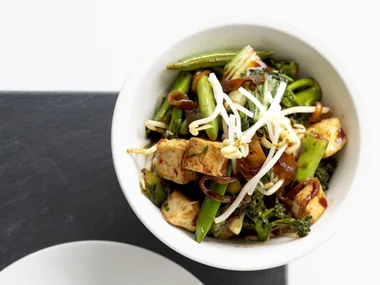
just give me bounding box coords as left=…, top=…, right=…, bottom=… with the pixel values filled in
left=163, top=201, right=170, bottom=211
left=240, top=112, right=254, bottom=132
left=187, top=145, right=209, bottom=158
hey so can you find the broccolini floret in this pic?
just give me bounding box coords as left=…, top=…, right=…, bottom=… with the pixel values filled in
left=244, top=191, right=311, bottom=241
left=315, top=157, right=338, bottom=190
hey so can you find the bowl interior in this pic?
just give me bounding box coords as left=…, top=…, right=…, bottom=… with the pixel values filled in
left=112, top=23, right=360, bottom=270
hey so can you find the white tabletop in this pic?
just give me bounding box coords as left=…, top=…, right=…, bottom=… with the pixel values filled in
left=0, top=0, right=377, bottom=284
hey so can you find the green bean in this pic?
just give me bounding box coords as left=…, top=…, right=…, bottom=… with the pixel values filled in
left=167, top=50, right=274, bottom=71
left=295, top=132, right=328, bottom=181
left=142, top=169, right=168, bottom=207
left=178, top=119, right=189, bottom=135
left=166, top=108, right=183, bottom=139
left=197, top=75, right=218, bottom=141
left=148, top=72, right=192, bottom=135
left=152, top=72, right=192, bottom=122
left=195, top=164, right=232, bottom=243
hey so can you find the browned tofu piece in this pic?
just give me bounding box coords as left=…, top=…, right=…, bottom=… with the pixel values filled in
left=155, top=139, right=197, bottom=184
left=161, top=191, right=200, bottom=232
left=291, top=183, right=328, bottom=224
left=305, top=118, right=347, bottom=158
left=182, top=137, right=228, bottom=177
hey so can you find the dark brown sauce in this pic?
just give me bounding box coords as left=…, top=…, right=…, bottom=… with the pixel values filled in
left=319, top=197, right=328, bottom=208
left=284, top=178, right=321, bottom=216
left=298, top=179, right=320, bottom=216
left=336, top=128, right=346, bottom=144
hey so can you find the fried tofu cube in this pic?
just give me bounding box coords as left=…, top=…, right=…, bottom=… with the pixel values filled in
left=305, top=118, right=347, bottom=158
left=155, top=139, right=197, bottom=184
left=182, top=137, right=228, bottom=177
left=161, top=191, right=200, bottom=232
left=291, top=183, right=328, bottom=224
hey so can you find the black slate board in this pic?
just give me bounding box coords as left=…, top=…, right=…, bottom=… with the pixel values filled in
left=0, top=93, right=286, bottom=285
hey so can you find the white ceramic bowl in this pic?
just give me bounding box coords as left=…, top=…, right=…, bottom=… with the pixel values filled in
left=111, top=19, right=360, bottom=271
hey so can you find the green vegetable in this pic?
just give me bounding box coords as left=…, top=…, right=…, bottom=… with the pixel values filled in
left=287, top=78, right=322, bottom=106
left=197, top=74, right=219, bottom=141
left=163, top=201, right=170, bottom=211
left=295, top=132, right=329, bottom=181
left=247, top=84, right=264, bottom=122
left=224, top=45, right=263, bottom=80
left=244, top=191, right=311, bottom=241
left=244, top=192, right=280, bottom=241
left=268, top=59, right=298, bottom=78
left=315, top=157, right=338, bottom=190
left=211, top=219, right=234, bottom=239
left=142, top=169, right=169, bottom=207
left=270, top=216, right=312, bottom=237
left=240, top=112, right=253, bottom=132
left=178, top=119, right=189, bottom=135
left=187, top=145, right=209, bottom=158
left=245, top=71, right=291, bottom=123
left=195, top=164, right=232, bottom=243
left=211, top=66, right=224, bottom=78
left=167, top=50, right=274, bottom=71
left=148, top=71, right=192, bottom=135
left=163, top=72, right=192, bottom=138
left=166, top=108, right=183, bottom=139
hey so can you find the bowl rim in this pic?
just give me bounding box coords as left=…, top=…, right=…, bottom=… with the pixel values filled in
left=111, top=17, right=362, bottom=271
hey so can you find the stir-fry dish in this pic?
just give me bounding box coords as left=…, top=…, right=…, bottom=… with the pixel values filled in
left=127, top=46, right=347, bottom=243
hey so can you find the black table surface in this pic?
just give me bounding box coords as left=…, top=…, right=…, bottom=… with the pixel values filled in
left=0, top=93, right=286, bottom=285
